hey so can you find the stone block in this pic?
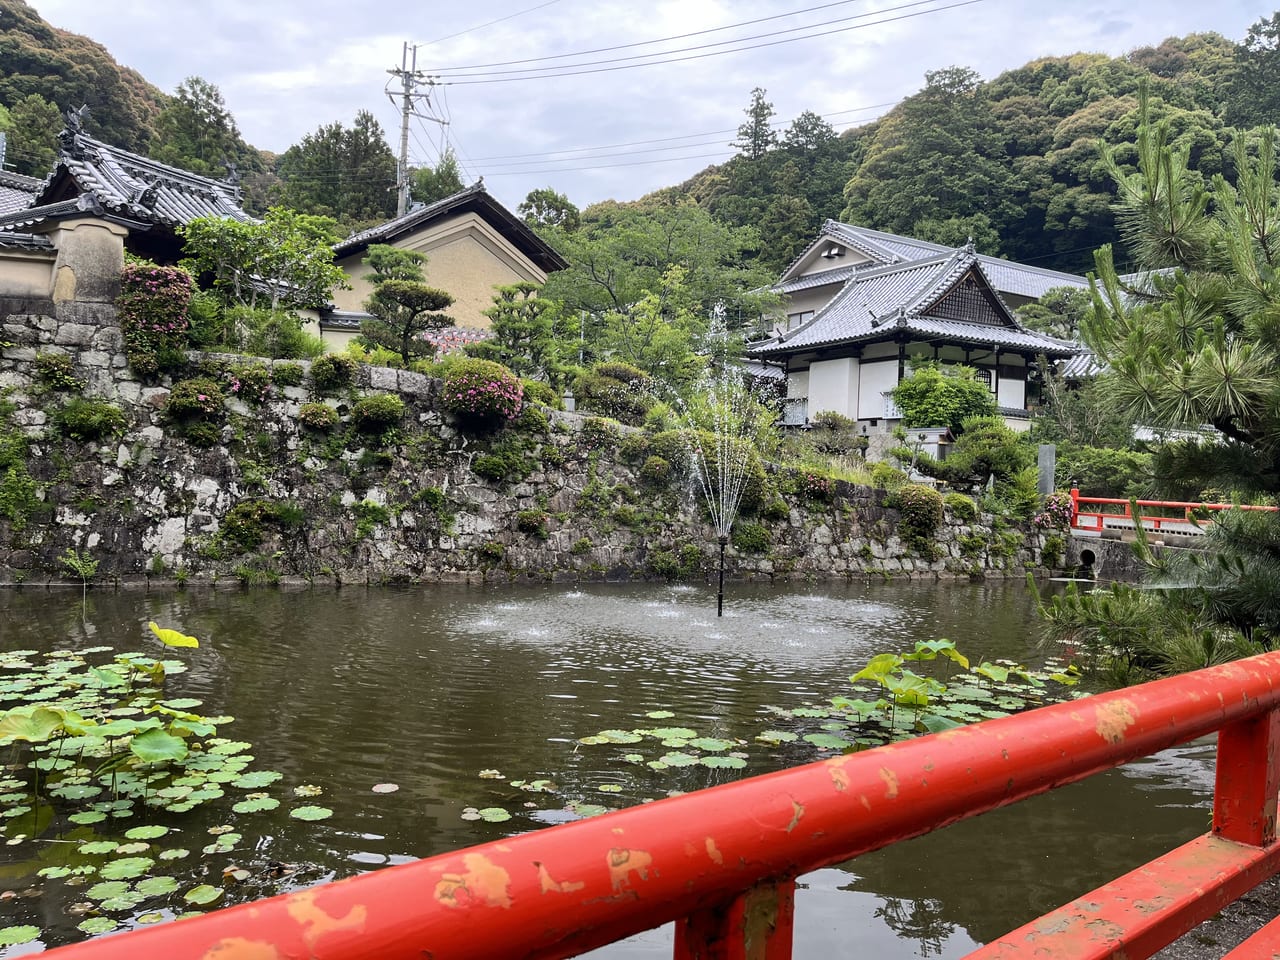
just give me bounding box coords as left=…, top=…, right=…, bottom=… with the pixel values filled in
left=367, top=366, right=399, bottom=391
left=54, top=323, right=96, bottom=346
left=78, top=351, right=112, bottom=368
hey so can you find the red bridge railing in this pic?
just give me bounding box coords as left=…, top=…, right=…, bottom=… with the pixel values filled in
left=1069, top=486, right=1278, bottom=535
left=44, top=652, right=1280, bottom=960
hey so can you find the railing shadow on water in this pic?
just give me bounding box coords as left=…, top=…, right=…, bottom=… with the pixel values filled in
left=41, top=650, right=1280, bottom=960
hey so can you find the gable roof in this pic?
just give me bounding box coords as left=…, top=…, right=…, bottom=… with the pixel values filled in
left=333, top=183, right=567, bottom=274
left=751, top=248, right=1079, bottom=359
left=0, top=120, right=253, bottom=237
left=0, top=171, right=40, bottom=217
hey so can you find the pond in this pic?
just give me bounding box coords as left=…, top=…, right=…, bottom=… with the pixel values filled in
left=0, top=581, right=1216, bottom=956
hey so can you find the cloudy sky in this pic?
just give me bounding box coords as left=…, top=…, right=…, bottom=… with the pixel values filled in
left=27, top=0, right=1273, bottom=210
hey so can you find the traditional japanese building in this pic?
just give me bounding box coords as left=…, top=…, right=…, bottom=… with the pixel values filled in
left=748, top=220, right=1084, bottom=431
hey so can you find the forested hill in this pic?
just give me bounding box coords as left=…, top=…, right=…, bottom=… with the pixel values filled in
left=656, top=24, right=1279, bottom=275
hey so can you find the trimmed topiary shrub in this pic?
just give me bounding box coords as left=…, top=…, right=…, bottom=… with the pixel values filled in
left=731, top=521, right=771, bottom=553
left=442, top=358, right=523, bottom=423
left=892, top=483, right=945, bottom=556
left=51, top=398, right=127, bottom=442
left=943, top=492, right=978, bottom=522
left=351, top=393, right=406, bottom=432
left=521, top=379, right=562, bottom=409
left=298, top=402, right=339, bottom=431
left=311, top=353, right=358, bottom=393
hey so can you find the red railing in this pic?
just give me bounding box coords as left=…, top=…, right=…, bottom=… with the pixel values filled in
left=43, top=652, right=1280, bottom=960
left=1069, top=486, right=1278, bottom=534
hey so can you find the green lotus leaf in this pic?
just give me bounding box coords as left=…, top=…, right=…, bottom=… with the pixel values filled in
left=646, top=760, right=669, bottom=770
left=477, top=807, right=511, bottom=822
left=232, top=796, right=280, bottom=814
left=659, top=738, right=689, bottom=748
left=208, top=740, right=251, bottom=755
left=137, top=912, right=166, bottom=924
left=77, top=917, right=118, bottom=935
left=37, top=865, right=74, bottom=879
left=647, top=727, right=696, bottom=740
left=50, top=783, right=102, bottom=801
left=162, top=698, right=203, bottom=710
left=98, top=856, right=154, bottom=880
left=230, top=770, right=282, bottom=789
left=158, top=848, right=190, bottom=860
left=289, top=806, right=332, bottom=821
left=687, top=737, right=734, bottom=752
left=293, top=784, right=323, bottom=797
left=803, top=733, right=852, bottom=750
left=78, top=840, right=118, bottom=855
left=658, top=752, right=698, bottom=767
left=789, top=708, right=830, bottom=718
left=596, top=730, right=643, bottom=744
left=85, top=880, right=130, bottom=900
left=0, top=705, right=64, bottom=743
left=576, top=735, right=609, bottom=745
left=598, top=784, right=624, bottom=793
left=148, top=622, right=199, bottom=648
left=920, top=714, right=964, bottom=733
left=644, top=710, right=675, bottom=719
left=0, top=924, right=42, bottom=947
left=115, top=842, right=151, bottom=854
left=566, top=802, right=608, bottom=818
left=1, top=804, right=32, bottom=818
left=130, top=728, right=188, bottom=764
left=100, top=893, right=146, bottom=911
left=700, top=756, right=747, bottom=769
left=756, top=730, right=799, bottom=744
left=622, top=753, right=645, bottom=763
left=136, top=875, right=180, bottom=897
left=183, top=884, right=222, bottom=905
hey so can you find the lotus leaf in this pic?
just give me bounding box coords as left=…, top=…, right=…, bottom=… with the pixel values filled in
left=230, top=770, right=282, bottom=789
left=700, top=756, right=747, bottom=769
left=920, top=714, right=964, bottom=733
left=644, top=710, right=675, bottom=719
left=567, top=802, right=608, bottom=818
left=50, top=784, right=102, bottom=801
left=77, top=841, right=118, bottom=855
left=136, top=875, right=179, bottom=897
left=38, top=866, right=74, bottom=879
left=183, top=884, right=222, bottom=905
left=598, top=784, right=623, bottom=793
left=576, top=735, right=609, bottom=745
left=789, top=708, right=829, bottom=718
left=647, top=727, right=696, bottom=740
left=459, top=807, right=481, bottom=821
left=293, top=784, right=323, bottom=797
left=803, top=733, right=851, bottom=750
left=129, top=729, right=188, bottom=764
left=158, top=848, right=190, bottom=860
left=0, top=705, right=64, bottom=742
left=477, top=807, right=511, bottom=822
left=162, top=698, right=203, bottom=710
left=1, top=804, right=32, bottom=818
left=622, top=753, right=645, bottom=762
left=687, top=737, right=734, bottom=752
left=232, top=796, right=279, bottom=813
left=646, top=760, right=669, bottom=770
left=596, top=730, right=643, bottom=744
left=755, top=730, right=799, bottom=744
left=658, top=752, right=698, bottom=767
left=85, top=880, right=130, bottom=900
left=477, top=770, right=503, bottom=779
left=0, top=924, right=41, bottom=946
left=290, top=806, right=332, bottom=821
left=207, top=824, right=234, bottom=835
left=511, top=779, right=556, bottom=793
left=371, top=783, right=399, bottom=793
left=99, top=856, right=154, bottom=880
left=147, top=622, right=200, bottom=648
left=208, top=740, right=251, bottom=755
left=137, top=912, right=166, bottom=924
left=101, top=893, right=146, bottom=911
left=77, top=917, right=118, bottom=934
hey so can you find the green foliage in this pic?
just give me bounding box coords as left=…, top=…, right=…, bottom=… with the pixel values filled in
left=358, top=245, right=455, bottom=366
left=870, top=462, right=908, bottom=492
left=891, top=364, right=997, bottom=433
left=243, top=309, right=326, bottom=360
left=516, top=509, right=550, bottom=538
left=0, top=463, right=41, bottom=530
left=465, top=282, right=564, bottom=383
left=152, top=76, right=258, bottom=179
left=640, top=455, right=672, bottom=486
left=731, top=521, right=770, bottom=553
left=943, top=492, right=977, bottom=522
left=33, top=353, right=83, bottom=392
left=521, top=379, right=562, bottom=409
left=891, top=484, right=945, bottom=556
left=116, top=262, right=194, bottom=375
left=59, top=547, right=98, bottom=582
left=297, top=402, right=338, bottom=431
left=476, top=541, right=505, bottom=565
left=51, top=398, right=127, bottom=442
left=226, top=363, right=273, bottom=404
left=938, top=416, right=1034, bottom=484
left=275, top=110, right=397, bottom=229
left=572, top=364, right=654, bottom=425
left=311, top=353, right=358, bottom=393
left=220, top=500, right=304, bottom=552
left=412, top=148, right=464, bottom=205
left=272, top=362, right=304, bottom=387
left=353, top=499, right=391, bottom=539
left=647, top=542, right=705, bottom=581
left=165, top=378, right=224, bottom=421
left=580, top=417, right=621, bottom=451
left=351, top=393, right=405, bottom=432
left=441, top=358, right=524, bottom=424
left=519, top=187, right=580, bottom=231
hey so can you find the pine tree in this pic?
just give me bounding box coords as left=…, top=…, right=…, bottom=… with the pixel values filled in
left=732, top=88, right=777, bottom=160
left=357, top=245, right=455, bottom=366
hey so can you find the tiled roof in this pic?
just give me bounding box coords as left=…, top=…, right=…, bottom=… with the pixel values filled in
left=0, top=231, right=53, bottom=252
left=0, top=171, right=40, bottom=216
left=0, top=124, right=254, bottom=235
left=774, top=264, right=859, bottom=294
left=1058, top=350, right=1104, bottom=380
left=750, top=249, right=1080, bottom=359
left=333, top=183, right=567, bottom=274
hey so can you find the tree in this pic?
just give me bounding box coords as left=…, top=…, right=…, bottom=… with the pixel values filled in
left=465, top=281, right=565, bottom=382
left=597, top=265, right=707, bottom=384
left=519, top=187, right=580, bottom=231
left=412, top=147, right=464, bottom=205
left=180, top=207, right=348, bottom=313
left=153, top=77, right=246, bottom=177
left=732, top=87, right=777, bottom=160
left=357, top=245, right=454, bottom=366
left=1226, top=14, right=1280, bottom=129
left=4, top=92, right=60, bottom=176
left=276, top=111, right=396, bottom=229
left=1015, top=286, right=1092, bottom=340
left=890, top=365, right=997, bottom=434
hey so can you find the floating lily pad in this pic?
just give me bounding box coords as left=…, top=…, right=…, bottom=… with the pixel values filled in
left=78, top=840, right=118, bottom=855
left=38, top=865, right=75, bottom=879
left=0, top=924, right=41, bottom=947
left=566, top=802, right=608, bottom=818
left=477, top=807, right=511, bottom=823
left=595, top=729, right=643, bottom=744
left=125, top=825, right=169, bottom=841
left=700, top=756, right=747, bottom=769
left=137, top=911, right=166, bottom=925
left=136, top=875, right=180, bottom=897
left=290, top=805, right=332, bottom=821
left=658, top=752, right=698, bottom=767
left=99, top=856, right=154, bottom=880
left=371, top=783, right=399, bottom=794
left=756, top=730, right=799, bottom=744
left=77, top=916, right=120, bottom=935
left=183, top=884, right=222, bottom=905
left=688, top=737, right=734, bottom=752
left=208, top=741, right=251, bottom=756
left=598, top=784, right=623, bottom=793
left=644, top=710, right=675, bottom=719
left=232, top=796, right=279, bottom=814
left=803, top=733, right=852, bottom=750
left=459, top=807, right=481, bottom=821
left=85, top=880, right=130, bottom=901
left=158, top=848, right=190, bottom=861
left=477, top=769, right=503, bottom=779
left=115, top=842, right=151, bottom=855
left=230, top=770, right=282, bottom=789
left=647, top=727, right=697, bottom=740
left=101, top=892, right=146, bottom=911
left=622, top=753, right=645, bottom=763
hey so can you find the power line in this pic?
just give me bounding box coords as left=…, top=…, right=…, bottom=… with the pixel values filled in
left=434, top=0, right=866, bottom=71
left=420, top=0, right=564, bottom=47
left=478, top=150, right=735, bottom=177
left=435, top=0, right=985, bottom=83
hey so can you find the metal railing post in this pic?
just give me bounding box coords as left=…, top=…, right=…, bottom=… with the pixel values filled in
left=1213, top=706, right=1280, bottom=847
left=674, top=879, right=796, bottom=960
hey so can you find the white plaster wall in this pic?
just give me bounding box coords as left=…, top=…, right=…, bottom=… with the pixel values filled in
left=857, top=360, right=898, bottom=419
left=998, top=377, right=1025, bottom=409
left=808, top=358, right=858, bottom=419
left=787, top=369, right=809, bottom=399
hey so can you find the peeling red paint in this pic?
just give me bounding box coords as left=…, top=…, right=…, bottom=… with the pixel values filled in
left=284, top=890, right=368, bottom=951
left=785, top=802, right=804, bottom=834
left=608, top=848, right=653, bottom=893
left=535, top=861, right=585, bottom=895
left=705, top=838, right=723, bottom=866
left=434, top=853, right=513, bottom=909
left=200, top=939, right=280, bottom=960
left=1095, top=700, right=1138, bottom=744
left=880, top=767, right=899, bottom=799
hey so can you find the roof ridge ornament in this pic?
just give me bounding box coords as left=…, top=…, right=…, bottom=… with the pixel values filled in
left=58, top=104, right=91, bottom=160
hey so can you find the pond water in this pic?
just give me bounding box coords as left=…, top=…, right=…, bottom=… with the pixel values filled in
left=0, top=581, right=1216, bottom=957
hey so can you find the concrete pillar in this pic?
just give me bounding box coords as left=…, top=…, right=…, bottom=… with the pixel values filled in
left=47, top=218, right=129, bottom=305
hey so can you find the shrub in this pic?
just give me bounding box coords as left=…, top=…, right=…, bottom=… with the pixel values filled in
left=297, top=402, right=338, bottom=431
left=166, top=378, right=225, bottom=421
left=476, top=541, right=505, bottom=565
left=220, top=500, right=299, bottom=552
left=892, top=483, right=945, bottom=555
left=244, top=309, right=324, bottom=359
left=618, top=434, right=650, bottom=463
left=580, top=417, right=621, bottom=451
left=1041, top=533, right=1065, bottom=569
left=572, top=364, right=654, bottom=425
left=1057, top=444, right=1152, bottom=499
left=891, top=364, right=996, bottom=433
left=474, top=451, right=524, bottom=482
left=312, top=353, right=359, bottom=392
left=942, top=416, right=1034, bottom=484
left=0, top=463, right=41, bottom=530
left=870, top=462, right=909, bottom=492
left=571, top=536, right=593, bottom=555
left=731, top=521, right=771, bottom=553
left=442, top=358, right=524, bottom=422
left=116, top=262, right=193, bottom=374
left=515, top=405, right=550, bottom=435
left=1034, top=491, right=1074, bottom=531
left=521, top=379, right=562, bottom=408
left=353, top=499, right=391, bottom=538
left=943, top=492, right=978, bottom=522
left=51, top=398, right=127, bottom=441
left=801, top=471, right=835, bottom=501
left=273, top=362, right=305, bottom=386
left=640, top=455, right=672, bottom=486
left=227, top=363, right=273, bottom=404
left=352, top=393, right=406, bottom=432
left=516, top=509, right=550, bottom=538
left=34, top=353, right=83, bottom=391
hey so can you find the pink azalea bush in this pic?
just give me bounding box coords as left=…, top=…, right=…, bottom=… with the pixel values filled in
left=116, top=262, right=193, bottom=374
left=441, top=358, right=524, bottom=422
left=1033, top=491, right=1075, bottom=530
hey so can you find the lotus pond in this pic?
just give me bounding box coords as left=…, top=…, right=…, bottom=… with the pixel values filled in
left=0, top=581, right=1219, bottom=957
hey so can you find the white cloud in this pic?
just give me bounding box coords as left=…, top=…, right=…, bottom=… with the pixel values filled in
left=24, top=0, right=1270, bottom=210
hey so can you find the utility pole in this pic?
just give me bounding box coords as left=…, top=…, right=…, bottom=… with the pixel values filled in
left=386, top=43, right=445, bottom=218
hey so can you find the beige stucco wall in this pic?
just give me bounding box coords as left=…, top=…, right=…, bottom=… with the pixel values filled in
left=48, top=218, right=129, bottom=304
left=333, top=212, right=549, bottom=330
left=0, top=249, right=55, bottom=300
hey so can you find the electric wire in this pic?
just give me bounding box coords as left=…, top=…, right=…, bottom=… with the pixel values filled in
left=420, top=0, right=564, bottom=47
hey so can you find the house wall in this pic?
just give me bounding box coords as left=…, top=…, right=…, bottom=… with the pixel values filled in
left=333, top=212, right=549, bottom=330
left=857, top=359, right=898, bottom=419
left=786, top=369, right=808, bottom=399
left=807, top=358, right=859, bottom=419
left=0, top=249, right=54, bottom=300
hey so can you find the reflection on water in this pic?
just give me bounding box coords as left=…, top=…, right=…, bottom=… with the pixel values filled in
left=0, top=581, right=1216, bottom=957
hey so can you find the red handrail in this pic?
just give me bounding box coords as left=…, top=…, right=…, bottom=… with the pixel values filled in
left=41, top=652, right=1280, bottom=960
left=1069, top=486, right=1278, bottom=534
